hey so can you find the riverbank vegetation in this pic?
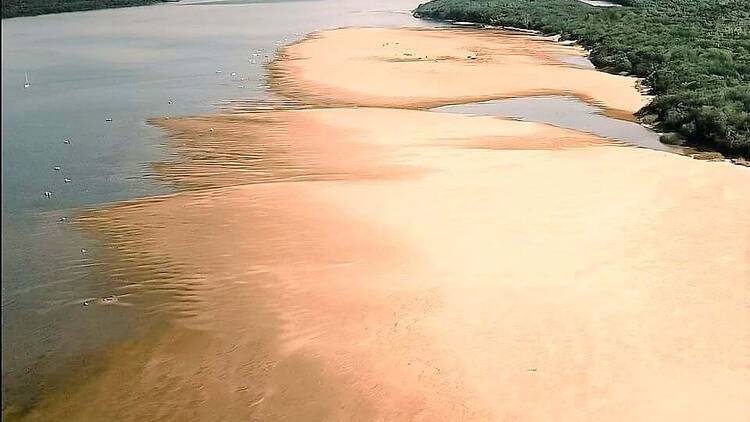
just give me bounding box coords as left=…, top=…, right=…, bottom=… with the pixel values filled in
left=2, top=0, right=174, bottom=19
left=415, top=0, right=750, bottom=157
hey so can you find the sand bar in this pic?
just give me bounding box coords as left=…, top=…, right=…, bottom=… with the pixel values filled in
left=20, top=28, right=750, bottom=421
left=271, top=27, right=650, bottom=117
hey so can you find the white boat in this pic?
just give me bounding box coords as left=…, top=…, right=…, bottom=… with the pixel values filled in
left=24, top=72, right=30, bottom=88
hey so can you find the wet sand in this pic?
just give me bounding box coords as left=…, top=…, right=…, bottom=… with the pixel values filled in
left=19, top=28, right=750, bottom=421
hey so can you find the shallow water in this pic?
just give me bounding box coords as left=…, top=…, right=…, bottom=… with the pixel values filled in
left=555, top=54, right=596, bottom=69
left=432, top=96, right=682, bottom=153
left=1, top=0, right=431, bottom=411
left=576, top=0, right=622, bottom=7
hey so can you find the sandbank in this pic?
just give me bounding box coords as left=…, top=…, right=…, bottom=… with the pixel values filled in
left=270, top=27, right=650, bottom=117
left=21, top=27, right=750, bottom=422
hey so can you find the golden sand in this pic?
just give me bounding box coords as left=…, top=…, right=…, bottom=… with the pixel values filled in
left=149, top=109, right=607, bottom=190
left=270, top=27, right=650, bottom=117
left=20, top=28, right=750, bottom=421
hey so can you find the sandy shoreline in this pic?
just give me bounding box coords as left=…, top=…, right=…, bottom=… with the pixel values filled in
left=18, top=27, right=750, bottom=421
left=268, top=27, right=650, bottom=119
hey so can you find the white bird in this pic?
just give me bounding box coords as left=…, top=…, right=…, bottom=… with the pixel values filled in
left=43, top=191, right=53, bottom=198
left=64, top=178, right=72, bottom=183
left=105, top=118, right=112, bottom=122
left=63, top=139, right=71, bottom=145
left=231, top=72, right=237, bottom=76
left=58, top=216, right=67, bottom=223
left=216, top=69, right=223, bottom=74
left=54, top=166, right=61, bottom=171
left=81, top=248, right=87, bottom=254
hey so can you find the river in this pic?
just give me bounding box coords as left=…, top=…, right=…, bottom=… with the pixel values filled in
left=1, top=0, right=431, bottom=412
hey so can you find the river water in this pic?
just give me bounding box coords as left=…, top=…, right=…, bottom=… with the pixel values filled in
left=1, top=0, right=431, bottom=411
left=433, top=96, right=681, bottom=153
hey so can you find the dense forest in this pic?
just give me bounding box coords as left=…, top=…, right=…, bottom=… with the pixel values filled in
left=415, top=0, right=750, bottom=157
left=1, top=0, right=174, bottom=18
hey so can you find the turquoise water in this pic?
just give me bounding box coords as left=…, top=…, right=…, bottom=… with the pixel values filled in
left=1, top=0, right=430, bottom=409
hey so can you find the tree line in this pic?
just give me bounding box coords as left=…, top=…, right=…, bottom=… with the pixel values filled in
left=2, top=0, right=171, bottom=19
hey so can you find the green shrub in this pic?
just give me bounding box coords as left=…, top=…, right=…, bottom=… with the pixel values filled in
left=660, top=132, right=684, bottom=145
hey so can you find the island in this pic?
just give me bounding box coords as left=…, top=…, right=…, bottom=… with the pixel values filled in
left=2, top=0, right=178, bottom=19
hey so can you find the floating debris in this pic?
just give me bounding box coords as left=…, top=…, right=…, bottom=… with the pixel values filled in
left=99, top=296, right=119, bottom=305
left=43, top=191, right=53, bottom=198
left=692, top=151, right=724, bottom=161
left=168, top=99, right=173, bottom=104
left=83, top=301, right=90, bottom=306
left=231, top=72, right=237, bottom=76
left=58, top=216, right=67, bottom=223
left=63, top=139, right=71, bottom=145
left=527, top=368, right=537, bottom=372
left=105, top=118, right=113, bottom=122
left=80, top=248, right=87, bottom=254
left=216, top=69, right=223, bottom=74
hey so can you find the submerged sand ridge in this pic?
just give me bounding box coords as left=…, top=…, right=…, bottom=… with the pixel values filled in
left=149, top=108, right=609, bottom=190
left=20, top=27, right=750, bottom=421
